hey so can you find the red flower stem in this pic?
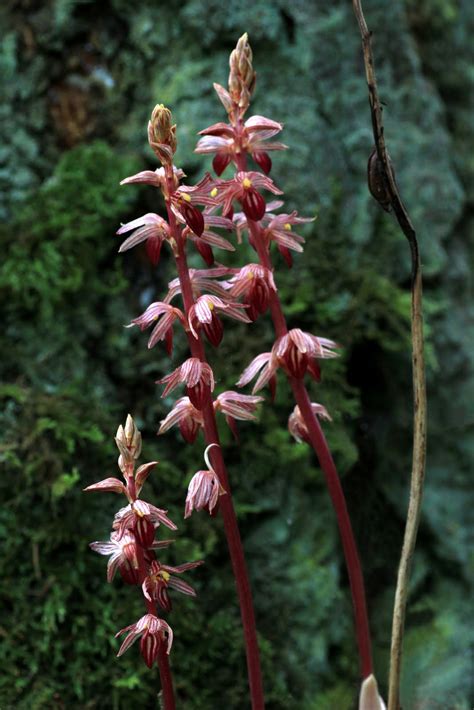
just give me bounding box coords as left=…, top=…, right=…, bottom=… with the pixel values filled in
left=131, top=480, right=176, bottom=710
left=157, top=647, right=176, bottom=709
left=289, top=379, right=373, bottom=679
left=163, top=187, right=265, bottom=709
left=247, top=216, right=373, bottom=679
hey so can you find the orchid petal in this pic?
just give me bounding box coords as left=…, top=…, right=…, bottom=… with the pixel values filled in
left=237, top=352, right=272, bottom=387
left=83, top=478, right=126, bottom=495
left=167, top=577, right=196, bottom=596
left=120, top=171, right=163, bottom=187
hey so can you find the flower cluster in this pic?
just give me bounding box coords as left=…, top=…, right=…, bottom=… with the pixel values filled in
left=188, top=31, right=381, bottom=706
left=87, top=32, right=379, bottom=708
left=85, top=415, right=202, bottom=668
left=97, top=96, right=273, bottom=701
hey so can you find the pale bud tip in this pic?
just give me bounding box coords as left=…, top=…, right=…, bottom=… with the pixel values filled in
left=359, top=675, right=386, bottom=710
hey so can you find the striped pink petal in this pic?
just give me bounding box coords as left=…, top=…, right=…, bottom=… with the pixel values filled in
left=252, top=360, right=276, bottom=393
left=147, top=311, right=177, bottom=349
left=83, top=477, right=127, bottom=495
left=237, top=352, right=272, bottom=387
left=195, top=136, right=233, bottom=154
left=120, top=171, right=163, bottom=187
left=130, top=302, right=176, bottom=330
left=244, top=115, right=283, bottom=133
left=167, top=577, right=196, bottom=596
left=158, top=397, right=201, bottom=434
left=215, top=391, right=263, bottom=420
left=198, top=121, right=235, bottom=137
left=197, top=229, right=235, bottom=251
left=180, top=358, right=203, bottom=388
left=163, top=560, right=204, bottom=574
left=117, top=213, right=166, bottom=234
left=135, top=461, right=158, bottom=494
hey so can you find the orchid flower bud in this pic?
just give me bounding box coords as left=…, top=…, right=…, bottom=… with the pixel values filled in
left=148, top=104, right=177, bottom=165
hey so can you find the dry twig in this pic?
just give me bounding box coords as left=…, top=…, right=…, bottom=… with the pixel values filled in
left=351, top=2, right=428, bottom=709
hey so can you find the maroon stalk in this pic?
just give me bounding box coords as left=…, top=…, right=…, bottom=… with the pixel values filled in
left=157, top=648, right=176, bottom=710
left=164, top=172, right=265, bottom=709
left=233, top=124, right=373, bottom=678
left=289, top=379, right=373, bottom=678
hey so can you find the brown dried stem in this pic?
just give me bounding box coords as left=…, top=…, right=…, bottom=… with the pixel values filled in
left=352, top=2, right=428, bottom=708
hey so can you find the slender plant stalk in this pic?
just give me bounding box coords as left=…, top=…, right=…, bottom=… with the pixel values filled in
left=164, top=173, right=265, bottom=710
left=157, top=648, right=176, bottom=710
left=352, top=2, right=428, bottom=708
left=247, top=216, right=373, bottom=679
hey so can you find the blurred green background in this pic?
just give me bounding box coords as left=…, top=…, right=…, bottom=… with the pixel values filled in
left=1, top=1, right=473, bottom=708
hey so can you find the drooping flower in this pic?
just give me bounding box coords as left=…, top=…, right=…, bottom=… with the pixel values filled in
left=214, top=391, right=264, bottom=420
left=164, top=266, right=233, bottom=304
left=274, top=329, right=338, bottom=379
left=90, top=531, right=140, bottom=585
left=227, top=263, right=277, bottom=321
left=157, top=358, right=215, bottom=410
left=169, top=173, right=218, bottom=237
left=142, top=559, right=203, bottom=612
left=185, top=469, right=226, bottom=518
left=185, top=445, right=226, bottom=518
left=237, top=328, right=339, bottom=393
left=117, top=213, right=171, bottom=266
left=116, top=613, right=173, bottom=666
left=214, top=171, right=283, bottom=221
left=158, top=396, right=204, bottom=444
left=288, top=403, right=332, bottom=444
left=114, top=499, right=177, bottom=547
left=90, top=531, right=172, bottom=585
left=262, top=210, right=315, bottom=267
left=188, top=295, right=250, bottom=346
left=120, top=169, right=217, bottom=238
left=128, top=302, right=186, bottom=354
left=230, top=208, right=315, bottom=267
left=214, top=391, right=263, bottom=439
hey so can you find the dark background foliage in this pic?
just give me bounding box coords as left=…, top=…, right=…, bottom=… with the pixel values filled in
left=1, top=1, right=473, bottom=708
